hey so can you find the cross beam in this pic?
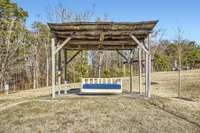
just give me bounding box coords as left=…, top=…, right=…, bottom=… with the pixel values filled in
left=66, top=50, right=81, bottom=64
left=124, top=59, right=154, bottom=64
left=116, top=50, right=128, bottom=62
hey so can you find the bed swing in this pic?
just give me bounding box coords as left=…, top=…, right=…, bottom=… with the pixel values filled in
left=81, top=78, right=122, bottom=94
left=80, top=52, right=123, bottom=94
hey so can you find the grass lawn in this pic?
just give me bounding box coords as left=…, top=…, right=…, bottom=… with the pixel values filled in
left=0, top=70, right=200, bottom=133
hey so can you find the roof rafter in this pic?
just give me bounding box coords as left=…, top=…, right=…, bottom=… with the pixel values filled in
left=49, top=20, right=158, bottom=50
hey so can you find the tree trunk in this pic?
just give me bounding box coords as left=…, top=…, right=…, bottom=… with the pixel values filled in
left=98, top=51, right=103, bottom=78
left=178, top=48, right=182, bottom=97
left=46, top=47, right=49, bottom=87
left=73, top=64, right=75, bottom=82
left=35, top=48, right=39, bottom=88
left=4, top=81, right=9, bottom=95
left=33, top=64, right=36, bottom=89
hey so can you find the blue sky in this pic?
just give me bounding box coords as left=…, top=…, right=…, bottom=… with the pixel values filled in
left=14, top=0, right=200, bottom=43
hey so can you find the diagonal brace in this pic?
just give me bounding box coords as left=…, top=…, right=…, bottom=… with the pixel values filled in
left=130, top=35, right=149, bottom=55
left=116, top=50, right=128, bottom=62
left=55, top=37, right=72, bottom=54
left=66, top=50, right=81, bottom=64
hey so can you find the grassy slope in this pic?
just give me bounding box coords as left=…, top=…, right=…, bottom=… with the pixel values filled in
left=0, top=70, right=199, bottom=133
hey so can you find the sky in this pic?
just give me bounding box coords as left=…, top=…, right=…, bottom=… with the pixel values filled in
left=14, top=0, right=200, bottom=43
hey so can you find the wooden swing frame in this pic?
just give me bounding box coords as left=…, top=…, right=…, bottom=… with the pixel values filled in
left=49, top=20, right=158, bottom=98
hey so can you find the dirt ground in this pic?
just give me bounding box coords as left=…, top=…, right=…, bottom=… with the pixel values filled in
left=0, top=70, right=200, bottom=133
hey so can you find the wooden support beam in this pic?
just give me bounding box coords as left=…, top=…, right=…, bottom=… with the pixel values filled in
left=51, top=38, right=56, bottom=98
left=130, top=61, right=133, bottom=93
left=58, top=50, right=62, bottom=85
left=143, top=37, right=151, bottom=97
left=52, top=30, right=151, bottom=36
left=147, top=36, right=151, bottom=97
left=147, top=54, right=152, bottom=97
left=116, top=50, right=128, bottom=62
left=138, top=47, right=142, bottom=94
left=64, top=49, right=68, bottom=84
left=65, top=44, right=137, bottom=50
left=62, top=47, right=135, bottom=50
left=99, top=32, right=105, bottom=48
left=124, top=59, right=154, bottom=64
left=131, top=34, right=151, bottom=97
left=145, top=50, right=148, bottom=96
left=68, top=40, right=137, bottom=46
left=55, top=37, right=71, bottom=54
left=130, top=35, right=149, bottom=55
left=129, top=50, right=134, bottom=93
left=48, top=21, right=157, bottom=31
left=66, top=50, right=81, bottom=64
left=57, top=35, right=145, bottom=41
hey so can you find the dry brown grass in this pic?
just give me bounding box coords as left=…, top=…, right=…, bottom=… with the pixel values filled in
left=0, top=70, right=200, bottom=133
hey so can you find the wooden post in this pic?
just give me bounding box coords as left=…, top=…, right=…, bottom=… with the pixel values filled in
left=146, top=36, right=151, bottom=97
left=58, top=50, right=62, bottom=85
left=147, top=54, right=152, bottom=97
left=51, top=38, right=56, bottom=98
left=129, top=60, right=132, bottom=93
left=130, top=35, right=151, bottom=97
left=129, top=50, right=133, bottom=93
left=64, top=49, right=68, bottom=84
left=145, top=49, right=148, bottom=96
left=138, top=47, right=142, bottom=94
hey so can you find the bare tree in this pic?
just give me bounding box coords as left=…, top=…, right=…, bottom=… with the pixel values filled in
left=0, top=20, right=27, bottom=92
left=46, top=3, right=95, bottom=82
left=46, top=3, right=94, bottom=23
left=149, top=29, right=166, bottom=71
left=175, top=27, right=184, bottom=98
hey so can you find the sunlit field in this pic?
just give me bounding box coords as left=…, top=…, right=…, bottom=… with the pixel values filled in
left=0, top=70, right=200, bottom=133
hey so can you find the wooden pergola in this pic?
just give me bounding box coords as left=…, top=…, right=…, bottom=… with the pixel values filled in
left=48, top=20, right=158, bottom=98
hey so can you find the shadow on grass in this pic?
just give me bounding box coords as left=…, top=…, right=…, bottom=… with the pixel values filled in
left=68, top=88, right=147, bottom=97
left=143, top=81, right=159, bottom=85
left=66, top=88, right=139, bottom=97
left=37, top=88, right=147, bottom=100
left=173, top=96, right=194, bottom=102
left=148, top=99, right=200, bottom=128
left=67, top=88, right=80, bottom=94
left=68, top=88, right=123, bottom=96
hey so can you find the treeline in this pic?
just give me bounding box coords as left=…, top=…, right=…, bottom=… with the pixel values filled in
left=0, top=0, right=199, bottom=92
left=152, top=40, right=200, bottom=71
